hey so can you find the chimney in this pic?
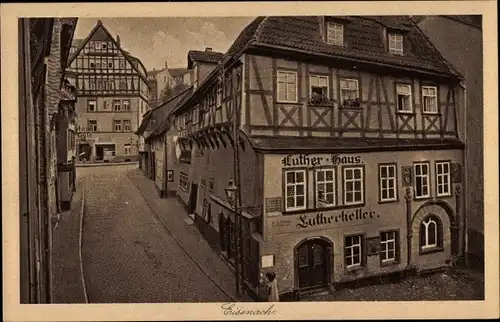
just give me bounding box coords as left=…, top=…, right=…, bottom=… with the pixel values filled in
left=164, top=60, right=168, bottom=69
left=205, top=47, right=212, bottom=52
left=116, top=34, right=121, bottom=47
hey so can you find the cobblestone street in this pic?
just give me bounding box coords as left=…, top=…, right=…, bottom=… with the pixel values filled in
left=78, top=164, right=235, bottom=303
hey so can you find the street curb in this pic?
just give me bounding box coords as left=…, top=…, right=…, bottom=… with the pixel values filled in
left=79, top=178, right=89, bottom=303
left=76, top=162, right=139, bottom=168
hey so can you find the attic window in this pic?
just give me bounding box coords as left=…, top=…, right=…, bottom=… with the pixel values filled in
left=388, top=33, right=404, bottom=55
left=327, top=22, right=344, bottom=46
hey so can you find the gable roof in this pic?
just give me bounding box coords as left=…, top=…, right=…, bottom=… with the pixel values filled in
left=66, top=20, right=148, bottom=83
left=168, top=68, right=190, bottom=78
left=187, top=49, right=225, bottom=68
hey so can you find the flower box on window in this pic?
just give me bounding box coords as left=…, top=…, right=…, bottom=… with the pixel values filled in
left=342, top=98, right=361, bottom=108
left=309, top=92, right=335, bottom=107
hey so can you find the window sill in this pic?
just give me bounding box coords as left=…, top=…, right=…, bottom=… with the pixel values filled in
left=378, top=198, right=400, bottom=204
left=345, top=265, right=364, bottom=274
left=422, top=112, right=441, bottom=116
left=380, top=259, right=399, bottom=267
left=436, top=193, right=453, bottom=199
left=419, top=247, right=444, bottom=255
left=413, top=196, right=433, bottom=202
left=339, top=105, right=362, bottom=110
left=282, top=203, right=366, bottom=215
left=396, top=111, right=416, bottom=116
left=276, top=100, right=299, bottom=105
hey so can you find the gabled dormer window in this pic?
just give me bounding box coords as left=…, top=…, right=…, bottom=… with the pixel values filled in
left=327, top=22, right=344, bottom=46
left=388, top=33, right=404, bottom=55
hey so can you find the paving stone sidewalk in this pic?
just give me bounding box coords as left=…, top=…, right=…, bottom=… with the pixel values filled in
left=51, top=179, right=87, bottom=303
left=127, top=169, right=254, bottom=302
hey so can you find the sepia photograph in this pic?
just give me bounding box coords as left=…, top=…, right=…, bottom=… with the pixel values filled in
left=2, top=1, right=498, bottom=321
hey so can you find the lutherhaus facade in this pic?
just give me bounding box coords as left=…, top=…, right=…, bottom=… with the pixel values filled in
left=159, top=16, right=466, bottom=300
left=417, top=16, right=483, bottom=270
left=65, top=20, right=149, bottom=163
left=19, top=17, right=78, bottom=303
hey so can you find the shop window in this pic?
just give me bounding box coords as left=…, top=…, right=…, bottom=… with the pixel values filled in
left=284, top=169, right=307, bottom=211
left=422, top=86, right=438, bottom=113
left=379, top=164, right=397, bottom=202
left=340, top=79, right=360, bottom=108
left=343, top=166, right=364, bottom=205
left=396, top=84, right=413, bottom=113
left=309, top=75, right=329, bottom=103
left=420, top=215, right=443, bottom=251
left=388, top=33, right=404, bottom=55
left=315, top=168, right=336, bottom=208
left=436, top=161, right=451, bottom=197
left=344, top=235, right=363, bottom=269
left=277, top=70, right=298, bottom=103
left=414, top=162, right=430, bottom=199
left=380, top=231, right=398, bottom=263
left=179, top=172, right=188, bottom=192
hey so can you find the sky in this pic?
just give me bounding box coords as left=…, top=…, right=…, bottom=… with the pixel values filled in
left=73, top=17, right=256, bottom=71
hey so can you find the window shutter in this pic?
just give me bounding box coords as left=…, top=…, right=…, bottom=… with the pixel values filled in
left=395, top=231, right=401, bottom=262
left=419, top=221, right=426, bottom=249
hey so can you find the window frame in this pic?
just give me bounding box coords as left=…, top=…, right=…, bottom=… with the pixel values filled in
left=113, top=99, right=122, bottom=111
left=388, top=33, right=404, bottom=55
left=276, top=70, right=298, bottom=103
left=124, top=144, right=131, bottom=155
left=379, top=230, right=399, bottom=265
left=123, top=120, right=132, bottom=132
left=326, top=21, right=344, bottom=46
left=313, top=167, right=337, bottom=209
left=309, top=74, right=330, bottom=100
left=342, top=165, right=365, bottom=206
left=339, top=78, right=360, bottom=109
left=179, top=172, right=189, bottom=192
left=435, top=160, right=452, bottom=197
left=378, top=163, right=398, bottom=203
left=123, top=99, right=130, bottom=111
left=422, top=85, right=439, bottom=114
left=413, top=161, right=431, bottom=199
left=419, top=215, right=443, bottom=253
left=113, top=120, right=123, bottom=132
left=344, top=234, right=364, bottom=270
left=87, top=120, right=98, bottom=132
left=87, top=99, right=97, bottom=112
left=283, top=168, right=308, bottom=212
left=395, top=83, right=413, bottom=113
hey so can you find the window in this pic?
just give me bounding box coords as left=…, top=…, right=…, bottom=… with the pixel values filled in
left=101, top=41, right=107, bottom=49
left=108, top=61, right=113, bottom=69
left=379, top=164, right=397, bottom=202
left=89, top=59, right=96, bottom=68
left=414, top=162, right=430, bottom=199
left=179, top=172, right=188, bottom=192
left=113, top=100, right=121, bottom=111
left=123, top=120, right=131, bottom=132
left=345, top=235, right=362, bottom=268
left=208, top=177, right=214, bottom=192
left=310, top=75, right=329, bottom=101
left=420, top=216, right=442, bottom=250
left=315, top=168, right=336, bottom=207
left=87, top=100, right=96, bottom=112
left=380, top=231, right=398, bottom=263
left=284, top=170, right=306, bottom=211
left=119, top=59, right=126, bottom=69
left=343, top=166, right=364, bottom=205
left=113, top=120, right=122, bottom=132
left=389, top=33, right=404, bottom=55
left=340, top=79, right=360, bottom=108
left=396, top=84, right=412, bottom=113
left=95, top=60, right=101, bottom=69
left=95, top=41, right=101, bottom=50
left=124, top=144, right=131, bottom=155
left=436, top=161, right=451, bottom=197
left=119, top=80, right=127, bottom=90
left=327, top=22, right=344, bottom=46
left=89, top=80, right=96, bottom=90
left=422, top=86, right=438, bottom=113
left=216, top=84, right=222, bottom=107
left=277, top=71, right=297, bottom=103
left=87, top=120, right=98, bottom=132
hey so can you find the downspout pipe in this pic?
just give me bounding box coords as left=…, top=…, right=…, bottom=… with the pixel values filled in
left=459, top=81, right=468, bottom=265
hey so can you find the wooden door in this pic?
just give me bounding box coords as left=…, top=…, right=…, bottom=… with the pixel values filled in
left=297, top=239, right=330, bottom=289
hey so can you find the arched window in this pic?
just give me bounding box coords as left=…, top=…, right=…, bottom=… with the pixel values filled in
left=420, top=215, right=442, bottom=250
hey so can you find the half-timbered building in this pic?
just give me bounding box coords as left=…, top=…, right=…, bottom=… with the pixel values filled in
left=65, top=20, right=149, bottom=163
left=169, top=16, right=466, bottom=300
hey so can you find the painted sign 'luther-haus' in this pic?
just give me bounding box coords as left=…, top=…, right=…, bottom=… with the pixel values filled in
left=149, top=16, right=466, bottom=301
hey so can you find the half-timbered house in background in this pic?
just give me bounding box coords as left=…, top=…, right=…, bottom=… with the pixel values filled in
left=65, top=20, right=149, bottom=163
left=147, top=16, right=468, bottom=300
